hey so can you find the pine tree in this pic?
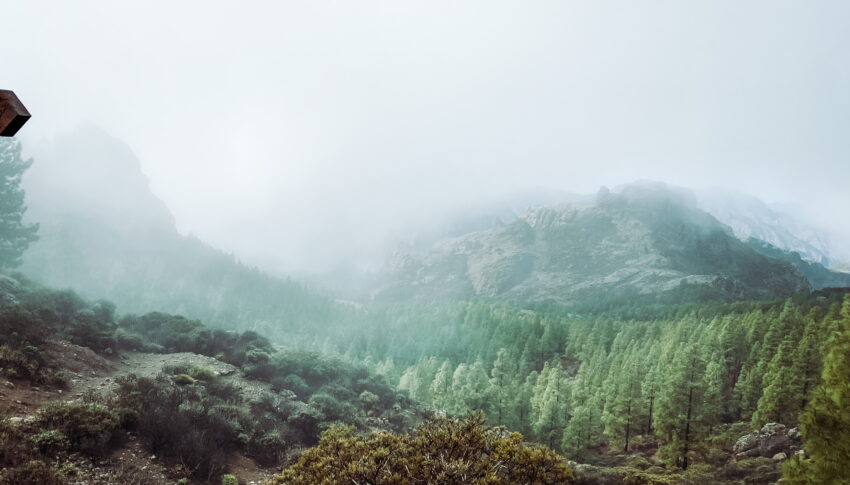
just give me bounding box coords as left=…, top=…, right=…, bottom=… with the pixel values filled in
left=783, top=296, right=850, bottom=484
left=489, top=348, right=515, bottom=425
left=449, top=363, right=469, bottom=413
left=533, top=363, right=567, bottom=449
left=514, top=371, right=537, bottom=435
left=0, top=138, right=38, bottom=268
left=753, top=338, right=803, bottom=427
left=603, top=352, right=642, bottom=452
left=429, top=360, right=452, bottom=411
left=702, top=355, right=725, bottom=433
left=642, top=359, right=662, bottom=434
left=655, top=344, right=706, bottom=470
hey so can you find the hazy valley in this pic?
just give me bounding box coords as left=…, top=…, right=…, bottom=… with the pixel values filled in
left=0, top=127, right=848, bottom=485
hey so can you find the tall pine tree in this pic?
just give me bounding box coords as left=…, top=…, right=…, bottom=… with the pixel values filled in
left=0, top=138, right=38, bottom=268
left=783, top=297, right=850, bottom=484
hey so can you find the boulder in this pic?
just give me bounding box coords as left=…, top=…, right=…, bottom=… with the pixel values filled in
left=761, top=423, right=787, bottom=436
left=734, top=433, right=760, bottom=454
left=734, top=423, right=802, bottom=460
left=759, top=431, right=791, bottom=457
left=772, top=452, right=788, bottom=461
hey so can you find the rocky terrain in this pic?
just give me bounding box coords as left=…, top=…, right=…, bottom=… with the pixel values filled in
left=733, top=423, right=803, bottom=462
left=377, top=182, right=812, bottom=306
left=1, top=341, right=276, bottom=485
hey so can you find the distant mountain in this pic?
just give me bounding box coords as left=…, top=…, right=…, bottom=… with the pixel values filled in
left=20, top=124, right=339, bottom=337
left=696, top=189, right=849, bottom=269
left=376, top=182, right=812, bottom=306
left=744, top=238, right=850, bottom=290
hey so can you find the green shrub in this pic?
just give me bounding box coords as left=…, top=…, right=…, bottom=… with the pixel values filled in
left=172, top=374, right=196, bottom=385
left=0, top=460, right=64, bottom=485
left=33, top=402, right=121, bottom=457
left=0, top=345, right=42, bottom=381
left=115, top=375, right=238, bottom=481
left=30, top=429, right=70, bottom=455
left=165, top=364, right=217, bottom=381
left=187, top=365, right=217, bottom=381
left=221, top=474, right=238, bottom=485
left=0, top=419, right=28, bottom=468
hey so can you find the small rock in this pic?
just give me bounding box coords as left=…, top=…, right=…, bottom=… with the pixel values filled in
left=2, top=381, right=14, bottom=389
left=795, top=450, right=806, bottom=457
left=760, top=422, right=787, bottom=436
left=773, top=452, right=788, bottom=461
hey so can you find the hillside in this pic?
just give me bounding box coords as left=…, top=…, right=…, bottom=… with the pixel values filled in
left=697, top=188, right=850, bottom=269
left=377, top=182, right=811, bottom=306
left=745, top=238, right=850, bottom=290
left=0, top=273, right=421, bottom=484
left=19, top=125, right=340, bottom=337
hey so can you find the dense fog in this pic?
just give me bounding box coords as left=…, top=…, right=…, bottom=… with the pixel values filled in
left=3, top=1, right=850, bottom=273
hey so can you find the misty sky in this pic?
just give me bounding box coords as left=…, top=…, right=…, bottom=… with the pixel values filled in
left=3, top=1, right=850, bottom=272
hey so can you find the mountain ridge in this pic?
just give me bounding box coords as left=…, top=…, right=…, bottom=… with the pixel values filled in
left=375, top=182, right=813, bottom=306
left=19, top=124, right=339, bottom=337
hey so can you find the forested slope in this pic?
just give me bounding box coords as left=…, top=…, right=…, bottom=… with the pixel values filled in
left=19, top=126, right=341, bottom=336
left=281, top=291, right=850, bottom=483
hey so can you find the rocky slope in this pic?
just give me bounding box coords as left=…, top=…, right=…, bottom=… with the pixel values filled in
left=745, top=238, right=850, bottom=289
left=697, top=188, right=850, bottom=269
left=376, top=182, right=811, bottom=306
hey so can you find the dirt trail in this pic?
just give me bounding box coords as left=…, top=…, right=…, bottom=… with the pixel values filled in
left=1, top=341, right=278, bottom=484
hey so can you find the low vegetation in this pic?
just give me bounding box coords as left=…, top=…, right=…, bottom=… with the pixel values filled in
left=271, top=413, right=575, bottom=485
left=0, top=274, right=420, bottom=483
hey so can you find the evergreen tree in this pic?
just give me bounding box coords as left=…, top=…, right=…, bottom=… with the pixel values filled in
left=655, top=344, right=706, bottom=470
left=489, top=348, right=515, bottom=425
left=0, top=138, right=38, bottom=268
left=753, top=338, right=803, bottom=427
left=603, top=352, right=642, bottom=452
left=783, top=297, right=850, bottom=484
left=429, top=360, right=453, bottom=411
left=533, top=363, right=567, bottom=449
left=702, top=354, right=725, bottom=433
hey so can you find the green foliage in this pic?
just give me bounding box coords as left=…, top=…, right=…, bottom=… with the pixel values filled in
left=0, top=138, right=38, bottom=269
left=32, top=402, right=122, bottom=457
left=172, top=373, right=196, bottom=385
left=30, top=429, right=70, bottom=455
left=113, top=374, right=243, bottom=481
left=220, top=474, right=238, bottom=485
left=301, top=295, right=845, bottom=474
left=782, top=296, right=850, bottom=484
left=272, top=414, right=575, bottom=485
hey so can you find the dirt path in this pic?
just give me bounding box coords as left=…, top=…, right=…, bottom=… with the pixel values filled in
left=1, top=341, right=278, bottom=484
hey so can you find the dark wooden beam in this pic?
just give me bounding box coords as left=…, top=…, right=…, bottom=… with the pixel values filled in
left=0, top=90, right=31, bottom=137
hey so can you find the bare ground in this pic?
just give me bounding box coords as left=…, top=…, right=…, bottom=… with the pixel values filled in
left=1, top=340, right=278, bottom=484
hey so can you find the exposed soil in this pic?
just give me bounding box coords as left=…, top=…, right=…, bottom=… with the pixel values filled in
left=1, top=340, right=278, bottom=484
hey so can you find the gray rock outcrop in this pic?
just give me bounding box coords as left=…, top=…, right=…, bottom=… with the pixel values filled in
left=734, top=423, right=802, bottom=460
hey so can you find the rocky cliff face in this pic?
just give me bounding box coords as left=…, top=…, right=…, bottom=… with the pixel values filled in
left=697, top=188, right=849, bottom=268
left=376, top=182, right=810, bottom=306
